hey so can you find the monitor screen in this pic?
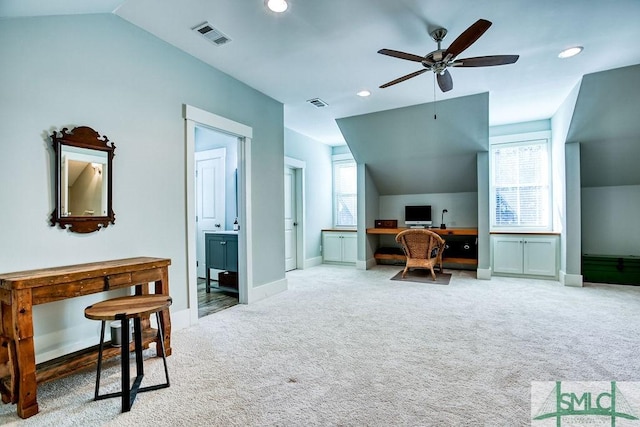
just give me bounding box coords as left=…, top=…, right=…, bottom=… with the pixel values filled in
left=405, top=205, right=432, bottom=226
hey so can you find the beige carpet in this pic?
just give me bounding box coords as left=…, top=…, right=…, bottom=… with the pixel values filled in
left=1, top=265, right=639, bottom=426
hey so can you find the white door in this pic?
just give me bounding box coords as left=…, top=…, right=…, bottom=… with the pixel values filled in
left=196, top=148, right=226, bottom=278
left=284, top=166, right=297, bottom=271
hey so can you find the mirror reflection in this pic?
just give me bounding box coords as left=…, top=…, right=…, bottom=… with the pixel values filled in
left=50, top=126, right=115, bottom=233
left=61, top=146, right=108, bottom=217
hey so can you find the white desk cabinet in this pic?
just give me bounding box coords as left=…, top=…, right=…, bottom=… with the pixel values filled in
left=322, top=231, right=357, bottom=264
left=492, top=234, right=558, bottom=278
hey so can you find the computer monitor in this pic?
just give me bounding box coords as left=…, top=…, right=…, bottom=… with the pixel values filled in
left=405, top=205, right=432, bottom=227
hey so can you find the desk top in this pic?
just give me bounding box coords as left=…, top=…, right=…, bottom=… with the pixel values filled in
left=366, top=227, right=478, bottom=236
left=0, top=257, right=171, bottom=290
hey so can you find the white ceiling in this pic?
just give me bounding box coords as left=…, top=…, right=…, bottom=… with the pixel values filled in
left=3, top=0, right=640, bottom=145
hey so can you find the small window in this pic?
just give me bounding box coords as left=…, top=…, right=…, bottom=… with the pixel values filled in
left=333, top=159, right=357, bottom=227
left=490, top=133, right=551, bottom=230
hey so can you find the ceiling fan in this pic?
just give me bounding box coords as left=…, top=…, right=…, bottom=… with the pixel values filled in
left=378, top=19, right=519, bottom=93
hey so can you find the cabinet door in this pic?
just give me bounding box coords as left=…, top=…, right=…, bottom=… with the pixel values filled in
left=207, top=235, right=227, bottom=270
left=523, top=236, right=557, bottom=277
left=225, top=235, right=238, bottom=272
left=323, top=233, right=343, bottom=262
left=341, top=233, right=358, bottom=263
left=493, top=236, right=524, bottom=274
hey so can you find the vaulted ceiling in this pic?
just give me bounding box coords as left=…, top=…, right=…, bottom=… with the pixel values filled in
left=3, top=0, right=640, bottom=146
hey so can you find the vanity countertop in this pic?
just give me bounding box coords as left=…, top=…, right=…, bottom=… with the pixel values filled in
left=205, top=230, right=238, bottom=235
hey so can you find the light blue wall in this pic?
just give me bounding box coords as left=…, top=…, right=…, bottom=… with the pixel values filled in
left=337, top=93, right=489, bottom=195
left=332, top=145, right=351, bottom=155
left=0, top=14, right=284, bottom=362
left=379, top=193, right=478, bottom=229
left=581, top=185, right=640, bottom=255
left=362, top=164, right=380, bottom=267
left=284, top=128, right=333, bottom=263
left=476, top=152, right=490, bottom=273
left=564, top=65, right=640, bottom=262
left=489, top=119, right=551, bottom=137
left=552, top=82, right=581, bottom=274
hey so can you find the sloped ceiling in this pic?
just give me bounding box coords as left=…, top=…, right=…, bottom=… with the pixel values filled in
left=567, top=64, right=640, bottom=187
left=337, top=93, right=488, bottom=195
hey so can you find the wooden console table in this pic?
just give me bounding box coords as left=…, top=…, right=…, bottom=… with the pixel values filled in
left=366, top=227, right=478, bottom=266
left=0, top=257, right=172, bottom=419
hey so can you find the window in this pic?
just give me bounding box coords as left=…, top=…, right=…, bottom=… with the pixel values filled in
left=490, top=133, right=551, bottom=230
left=333, top=158, right=357, bottom=227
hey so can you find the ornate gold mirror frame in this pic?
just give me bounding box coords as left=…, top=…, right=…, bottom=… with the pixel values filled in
left=50, top=126, right=116, bottom=233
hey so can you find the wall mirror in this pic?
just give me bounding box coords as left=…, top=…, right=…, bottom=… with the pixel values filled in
left=50, top=126, right=115, bottom=233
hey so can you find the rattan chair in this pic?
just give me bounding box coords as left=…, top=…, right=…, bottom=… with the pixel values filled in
left=395, top=229, right=446, bottom=281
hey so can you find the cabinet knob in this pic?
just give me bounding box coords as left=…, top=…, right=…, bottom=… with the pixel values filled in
left=220, top=241, right=226, bottom=245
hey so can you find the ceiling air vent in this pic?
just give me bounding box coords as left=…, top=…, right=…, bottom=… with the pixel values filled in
left=192, top=22, right=231, bottom=46
left=307, top=98, right=328, bottom=108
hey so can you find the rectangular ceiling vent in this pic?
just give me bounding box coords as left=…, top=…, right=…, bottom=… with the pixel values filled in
left=192, top=22, right=231, bottom=46
left=307, top=98, right=328, bottom=108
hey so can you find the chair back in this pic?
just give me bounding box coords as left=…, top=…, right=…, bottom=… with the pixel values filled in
left=395, top=229, right=445, bottom=260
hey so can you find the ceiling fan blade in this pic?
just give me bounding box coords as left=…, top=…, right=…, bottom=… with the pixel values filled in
left=452, top=55, right=519, bottom=67
left=437, top=70, right=453, bottom=92
left=378, top=48, right=425, bottom=63
left=379, top=69, right=428, bottom=88
left=445, top=19, right=492, bottom=58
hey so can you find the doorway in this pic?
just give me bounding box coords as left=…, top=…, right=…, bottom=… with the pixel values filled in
left=285, top=157, right=305, bottom=272
left=184, top=105, right=253, bottom=325
left=194, top=130, right=237, bottom=317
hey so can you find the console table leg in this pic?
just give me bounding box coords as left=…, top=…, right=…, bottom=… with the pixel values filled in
left=13, top=289, right=39, bottom=418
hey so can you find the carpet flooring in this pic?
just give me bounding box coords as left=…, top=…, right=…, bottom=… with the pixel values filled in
left=1, top=264, right=639, bottom=426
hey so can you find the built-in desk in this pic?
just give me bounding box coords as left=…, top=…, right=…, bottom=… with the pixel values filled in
left=366, top=227, right=478, bottom=266
left=0, top=257, right=171, bottom=419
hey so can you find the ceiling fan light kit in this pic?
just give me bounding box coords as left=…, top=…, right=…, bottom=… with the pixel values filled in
left=378, top=19, right=519, bottom=93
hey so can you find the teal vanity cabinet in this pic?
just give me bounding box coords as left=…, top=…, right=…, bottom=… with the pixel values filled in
left=205, top=232, right=238, bottom=292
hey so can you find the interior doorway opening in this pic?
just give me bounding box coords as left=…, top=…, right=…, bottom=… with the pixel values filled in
left=195, top=127, right=238, bottom=317
left=184, top=104, right=253, bottom=325
left=285, top=157, right=305, bottom=272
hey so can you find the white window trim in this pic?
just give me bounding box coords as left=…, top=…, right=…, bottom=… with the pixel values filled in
left=332, top=156, right=357, bottom=228
left=489, top=130, right=552, bottom=232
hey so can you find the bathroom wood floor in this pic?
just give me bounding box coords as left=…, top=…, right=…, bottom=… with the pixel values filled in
left=197, top=278, right=238, bottom=318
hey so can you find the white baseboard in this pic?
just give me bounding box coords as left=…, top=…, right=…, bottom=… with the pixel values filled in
left=171, top=308, right=193, bottom=329
left=476, top=267, right=492, bottom=280
left=363, top=257, right=378, bottom=270
left=248, top=277, right=288, bottom=303
left=560, top=271, right=583, bottom=287
left=304, top=256, right=323, bottom=269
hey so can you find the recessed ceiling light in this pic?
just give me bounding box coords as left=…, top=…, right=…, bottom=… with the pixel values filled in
left=558, top=46, right=583, bottom=59
left=357, top=90, right=371, bottom=97
left=266, top=0, right=288, bottom=13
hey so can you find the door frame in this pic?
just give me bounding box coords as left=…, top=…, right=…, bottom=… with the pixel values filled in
left=184, top=105, right=253, bottom=325
left=285, top=156, right=305, bottom=270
